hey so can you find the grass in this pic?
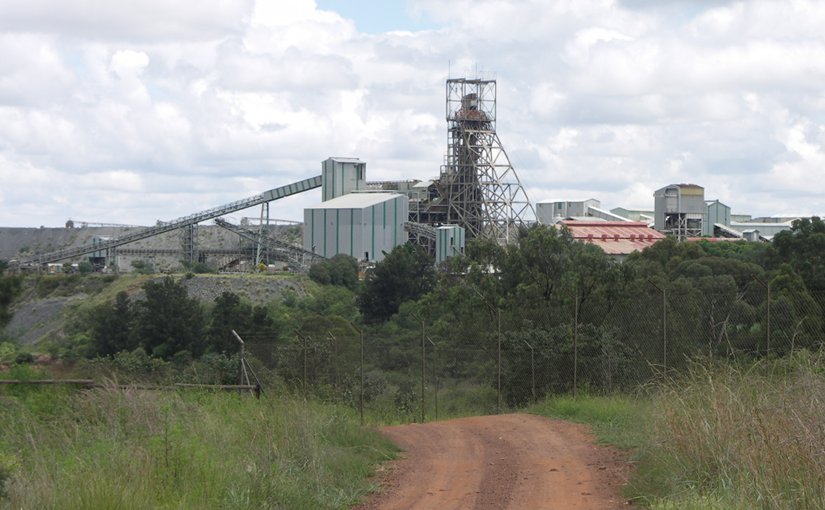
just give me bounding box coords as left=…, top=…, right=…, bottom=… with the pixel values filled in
left=0, top=383, right=397, bottom=509
left=628, top=352, right=825, bottom=510
left=529, top=393, right=650, bottom=451
left=528, top=353, right=825, bottom=509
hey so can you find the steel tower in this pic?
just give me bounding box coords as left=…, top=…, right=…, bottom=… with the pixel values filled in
left=438, top=78, right=534, bottom=243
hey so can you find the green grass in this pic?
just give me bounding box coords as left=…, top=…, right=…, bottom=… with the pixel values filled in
left=528, top=353, right=825, bottom=509
left=529, top=393, right=650, bottom=451
left=0, top=385, right=397, bottom=509
left=627, top=352, right=825, bottom=510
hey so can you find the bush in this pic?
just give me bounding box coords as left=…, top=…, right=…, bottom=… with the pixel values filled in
left=13, top=352, right=34, bottom=365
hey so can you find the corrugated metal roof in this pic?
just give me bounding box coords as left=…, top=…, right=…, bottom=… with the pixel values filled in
left=308, top=192, right=403, bottom=210
left=561, top=221, right=665, bottom=255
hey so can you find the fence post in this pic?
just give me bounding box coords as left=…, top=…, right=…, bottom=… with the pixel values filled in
left=294, top=331, right=308, bottom=398
left=344, top=322, right=365, bottom=425
left=573, top=287, right=578, bottom=396
left=357, top=325, right=364, bottom=426
left=523, top=338, right=535, bottom=402
left=427, top=336, right=438, bottom=421
left=469, top=286, right=502, bottom=414
left=649, top=280, right=667, bottom=371
left=326, top=330, right=337, bottom=388
left=411, top=312, right=426, bottom=423
left=755, top=277, right=772, bottom=356
left=232, top=329, right=246, bottom=386
left=497, top=307, right=502, bottom=414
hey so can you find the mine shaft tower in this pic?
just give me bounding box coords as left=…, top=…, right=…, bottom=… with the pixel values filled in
left=435, top=78, right=534, bottom=243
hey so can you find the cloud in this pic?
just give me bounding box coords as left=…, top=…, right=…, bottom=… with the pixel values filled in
left=0, top=0, right=254, bottom=42
left=1, top=0, right=824, bottom=229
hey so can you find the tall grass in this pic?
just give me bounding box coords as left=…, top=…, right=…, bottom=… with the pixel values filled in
left=629, top=351, right=825, bottom=509
left=0, top=385, right=396, bottom=509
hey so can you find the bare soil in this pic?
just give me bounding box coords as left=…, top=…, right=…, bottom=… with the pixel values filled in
left=355, top=413, right=631, bottom=510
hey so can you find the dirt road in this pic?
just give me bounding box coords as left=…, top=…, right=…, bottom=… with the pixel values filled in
left=355, top=413, right=630, bottom=510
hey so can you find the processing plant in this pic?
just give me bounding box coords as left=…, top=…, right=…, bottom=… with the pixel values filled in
left=14, top=78, right=534, bottom=273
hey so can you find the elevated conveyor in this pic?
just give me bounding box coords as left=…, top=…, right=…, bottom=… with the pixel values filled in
left=403, top=221, right=437, bottom=240
left=213, top=218, right=325, bottom=270
left=22, top=175, right=322, bottom=265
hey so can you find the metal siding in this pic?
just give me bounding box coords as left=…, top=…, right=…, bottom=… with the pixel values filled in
left=305, top=209, right=313, bottom=253
left=371, top=204, right=376, bottom=261
left=335, top=209, right=340, bottom=255
left=354, top=207, right=364, bottom=260
left=325, top=160, right=330, bottom=201
left=323, top=209, right=328, bottom=257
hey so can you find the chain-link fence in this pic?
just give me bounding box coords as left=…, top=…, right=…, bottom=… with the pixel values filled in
left=242, top=281, right=825, bottom=423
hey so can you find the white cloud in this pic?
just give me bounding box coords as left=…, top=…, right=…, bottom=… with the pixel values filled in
left=1, top=0, right=825, bottom=229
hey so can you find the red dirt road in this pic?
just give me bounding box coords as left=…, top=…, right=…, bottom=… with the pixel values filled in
left=355, top=413, right=630, bottom=510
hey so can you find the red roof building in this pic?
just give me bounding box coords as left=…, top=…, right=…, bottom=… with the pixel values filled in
left=560, top=220, right=666, bottom=259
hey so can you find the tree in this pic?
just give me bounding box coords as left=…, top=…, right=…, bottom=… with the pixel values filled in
left=308, top=254, right=359, bottom=289
left=772, top=216, right=825, bottom=292
left=131, top=259, right=155, bottom=275
left=0, top=275, right=22, bottom=328
left=206, top=292, right=251, bottom=354
left=133, top=277, right=205, bottom=358
left=358, top=244, right=435, bottom=323
left=89, top=291, right=136, bottom=356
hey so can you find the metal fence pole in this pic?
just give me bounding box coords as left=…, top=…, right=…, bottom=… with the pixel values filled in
left=649, top=280, right=667, bottom=371
left=573, top=288, right=578, bottom=396
left=347, top=322, right=364, bottom=425
left=411, top=312, right=426, bottom=423
left=755, top=277, right=772, bottom=356
left=422, top=318, right=426, bottom=422
left=469, top=286, right=502, bottom=414
left=497, top=307, right=502, bottom=414
left=523, top=338, right=535, bottom=402
left=359, top=326, right=364, bottom=426
left=326, top=330, right=337, bottom=388
left=427, top=336, right=438, bottom=421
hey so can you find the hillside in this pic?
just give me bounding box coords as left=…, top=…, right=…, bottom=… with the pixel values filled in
left=1, top=273, right=311, bottom=346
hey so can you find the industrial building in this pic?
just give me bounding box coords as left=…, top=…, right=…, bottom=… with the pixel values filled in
left=303, top=192, right=409, bottom=263
left=14, top=76, right=820, bottom=274
left=653, top=184, right=707, bottom=240
left=561, top=221, right=666, bottom=261
left=536, top=199, right=632, bottom=224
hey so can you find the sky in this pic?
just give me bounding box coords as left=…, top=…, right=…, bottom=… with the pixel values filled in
left=1, top=0, right=824, bottom=228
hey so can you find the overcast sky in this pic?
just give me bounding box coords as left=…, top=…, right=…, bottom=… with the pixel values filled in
left=1, top=0, right=824, bottom=228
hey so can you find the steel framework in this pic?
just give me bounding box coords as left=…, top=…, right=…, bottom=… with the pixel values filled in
left=20, top=175, right=322, bottom=266
left=213, top=218, right=324, bottom=271
left=436, top=78, right=534, bottom=243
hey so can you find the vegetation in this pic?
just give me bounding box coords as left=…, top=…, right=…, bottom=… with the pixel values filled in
left=3, top=218, right=825, bottom=507
left=0, top=373, right=396, bottom=509
left=530, top=354, right=825, bottom=509
left=358, top=243, right=435, bottom=323
left=0, top=275, right=22, bottom=328
left=308, top=254, right=359, bottom=290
